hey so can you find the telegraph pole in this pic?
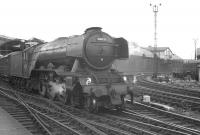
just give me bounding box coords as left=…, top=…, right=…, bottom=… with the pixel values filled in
left=150, top=3, right=161, bottom=78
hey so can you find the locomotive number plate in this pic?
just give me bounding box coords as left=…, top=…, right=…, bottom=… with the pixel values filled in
left=97, top=37, right=106, bottom=41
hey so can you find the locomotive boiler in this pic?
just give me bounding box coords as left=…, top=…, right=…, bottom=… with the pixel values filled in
left=35, top=27, right=128, bottom=70
left=0, top=27, right=131, bottom=112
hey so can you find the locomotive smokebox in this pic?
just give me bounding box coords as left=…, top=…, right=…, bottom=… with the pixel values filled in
left=83, top=27, right=117, bottom=70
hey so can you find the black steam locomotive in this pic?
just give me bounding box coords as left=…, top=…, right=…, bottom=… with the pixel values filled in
left=0, top=27, right=132, bottom=112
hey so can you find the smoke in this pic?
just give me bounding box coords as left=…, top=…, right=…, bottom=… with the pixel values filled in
left=48, top=81, right=66, bottom=98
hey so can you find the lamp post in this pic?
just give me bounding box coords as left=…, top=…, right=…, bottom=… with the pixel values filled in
left=150, top=3, right=161, bottom=78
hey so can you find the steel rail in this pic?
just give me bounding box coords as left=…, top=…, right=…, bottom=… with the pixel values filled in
left=0, top=88, right=105, bottom=135
left=0, top=89, right=53, bottom=135
left=138, top=75, right=200, bottom=98
left=0, top=86, right=158, bottom=135
left=128, top=102, right=200, bottom=134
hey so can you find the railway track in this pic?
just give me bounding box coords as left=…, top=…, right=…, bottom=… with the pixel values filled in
left=14, top=90, right=154, bottom=135
left=1, top=82, right=200, bottom=135
left=54, top=102, right=158, bottom=135
left=100, top=104, right=200, bottom=135
left=127, top=102, right=200, bottom=134
left=0, top=88, right=106, bottom=135
left=54, top=99, right=200, bottom=135
left=0, top=86, right=157, bottom=135
left=135, top=85, right=200, bottom=109
left=0, top=90, right=51, bottom=135
left=1, top=85, right=192, bottom=135
left=137, top=75, right=200, bottom=98
left=135, top=76, right=200, bottom=110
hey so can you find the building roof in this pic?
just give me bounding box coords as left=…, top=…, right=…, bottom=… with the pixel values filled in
left=0, top=35, right=46, bottom=55
left=197, top=48, right=200, bottom=56
left=146, top=46, right=173, bottom=54
left=0, top=35, right=15, bottom=46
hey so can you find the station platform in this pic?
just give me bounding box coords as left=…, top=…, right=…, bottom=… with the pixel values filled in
left=0, top=107, right=33, bottom=135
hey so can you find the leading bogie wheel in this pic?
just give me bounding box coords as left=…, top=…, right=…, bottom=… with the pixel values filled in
left=85, top=96, right=98, bottom=113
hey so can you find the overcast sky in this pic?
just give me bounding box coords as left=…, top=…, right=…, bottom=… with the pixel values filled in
left=0, top=0, right=200, bottom=59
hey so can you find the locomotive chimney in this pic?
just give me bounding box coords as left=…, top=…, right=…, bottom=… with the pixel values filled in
left=84, top=27, right=102, bottom=34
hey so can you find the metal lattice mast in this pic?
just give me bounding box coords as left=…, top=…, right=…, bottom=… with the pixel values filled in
left=150, top=3, right=161, bottom=78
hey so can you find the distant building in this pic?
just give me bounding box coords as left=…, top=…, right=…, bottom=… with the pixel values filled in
left=0, top=35, right=45, bottom=56
left=146, top=46, right=174, bottom=60
left=0, top=35, right=16, bottom=55
left=0, top=35, right=15, bottom=44
left=128, top=43, right=182, bottom=60
left=197, top=48, right=200, bottom=60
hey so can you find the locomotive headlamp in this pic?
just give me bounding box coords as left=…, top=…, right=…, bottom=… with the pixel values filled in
left=92, top=99, right=96, bottom=104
